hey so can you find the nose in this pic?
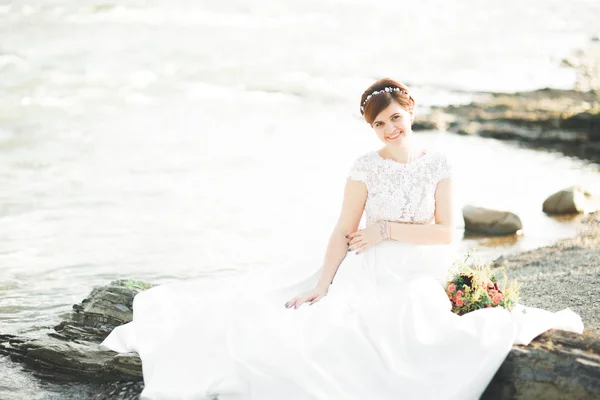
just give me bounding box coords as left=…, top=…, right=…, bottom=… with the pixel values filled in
left=384, top=121, right=397, bottom=134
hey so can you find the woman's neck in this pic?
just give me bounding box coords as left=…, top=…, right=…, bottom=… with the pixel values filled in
left=380, top=144, right=423, bottom=164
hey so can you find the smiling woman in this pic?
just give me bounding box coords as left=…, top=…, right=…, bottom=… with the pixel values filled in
left=99, top=78, right=583, bottom=400
left=360, top=78, right=414, bottom=125
left=359, top=78, right=423, bottom=164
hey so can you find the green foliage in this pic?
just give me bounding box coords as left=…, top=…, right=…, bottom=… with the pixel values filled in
left=119, top=280, right=153, bottom=291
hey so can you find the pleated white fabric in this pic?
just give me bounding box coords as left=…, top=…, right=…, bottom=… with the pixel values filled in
left=100, top=240, right=584, bottom=400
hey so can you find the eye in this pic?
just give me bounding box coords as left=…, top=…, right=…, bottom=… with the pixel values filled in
left=373, top=122, right=383, bottom=127
left=392, top=115, right=400, bottom=120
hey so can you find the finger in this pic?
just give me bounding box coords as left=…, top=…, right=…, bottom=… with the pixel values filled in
left=356, top=243, right=370, bottom=254
left=346, top=231, right=360, bottom=240
left=348, top=236, right=363, bottom=246
left=348, top=240, right=365, bottom=252
left=351, top=241, right=367, bottom=254
left=296, top=294, right=319, bottom=308
left=309, top=295, right=324, bottom=306
left=285, top=298, right=298, bottom=308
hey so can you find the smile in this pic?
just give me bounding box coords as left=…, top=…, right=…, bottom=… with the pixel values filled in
left=387, top=131, right=402, bottom=140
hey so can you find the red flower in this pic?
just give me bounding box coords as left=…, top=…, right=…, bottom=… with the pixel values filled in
left=447, top=284, right=456, bottom=293
left=456, top=299, right=464, bottom=307
left=493, top=293, right=503, bottom=305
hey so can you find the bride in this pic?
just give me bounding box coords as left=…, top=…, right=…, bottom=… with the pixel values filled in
left=100, top=78, right=583, bottom=400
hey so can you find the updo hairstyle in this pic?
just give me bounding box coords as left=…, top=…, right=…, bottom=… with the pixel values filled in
left=359, top=78, right=415, bottom=125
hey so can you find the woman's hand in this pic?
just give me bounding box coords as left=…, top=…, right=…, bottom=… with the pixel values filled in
left=285, top=286, right=328, bottom=309
left=347, top=222, right=385, bottom=255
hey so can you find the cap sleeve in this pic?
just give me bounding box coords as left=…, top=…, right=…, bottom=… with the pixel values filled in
left=347, top=155, right=369, bottom=184
left=435, top=152, right=453, bottom=182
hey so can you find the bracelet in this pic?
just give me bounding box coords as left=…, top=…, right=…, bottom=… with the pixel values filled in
left=379, top=220, right=390, bottom=240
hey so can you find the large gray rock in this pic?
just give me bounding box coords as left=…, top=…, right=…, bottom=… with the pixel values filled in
left=53, top=279, right=153, bottom=343
left=543, top=187, right=600, bottom=215
left=0, top=279, right=152, bottom=382
left=483, top=330, right=600, bottom=400
left=0, top=332, right=142, bottom=382
left=463, top=205, right=523, bottom=236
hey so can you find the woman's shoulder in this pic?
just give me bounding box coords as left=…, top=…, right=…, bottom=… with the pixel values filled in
left=424, top=149, right=453, bottom=180
left=354, top=150, right=379, bottom=163
left=349, top=151, right=379, bottom=169
left=347, top=151, right=378, bottom=183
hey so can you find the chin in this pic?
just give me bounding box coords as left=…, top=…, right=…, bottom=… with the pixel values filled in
left=388, top=137, right=410, bottom=145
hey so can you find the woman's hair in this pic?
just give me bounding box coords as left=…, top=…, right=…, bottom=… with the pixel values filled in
left=359, top=78, right=415, bottom=125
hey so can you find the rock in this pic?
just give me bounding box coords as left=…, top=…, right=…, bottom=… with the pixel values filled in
left=543, top=187, right=600, bottom=215
left=463, top=205, right=523, bottom=236
left=0, top=332, right=142, bottom=382
left=421, top=89, right=600, bottom=163
left=412, top=110, right=456, bottom=131
left=0, top=279, right=152, bottom=382
left=483, top=330, right=600, bottom=399
left=54, top=279, right=154, bottom=342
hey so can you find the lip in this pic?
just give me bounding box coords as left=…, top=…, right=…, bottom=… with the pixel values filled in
left=386, top=130, right=402, bottom=140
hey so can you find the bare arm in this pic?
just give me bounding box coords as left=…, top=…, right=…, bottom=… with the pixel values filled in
left=314, top=178, right=367, bottom=290
left=389, top=177, right=455, bottom=245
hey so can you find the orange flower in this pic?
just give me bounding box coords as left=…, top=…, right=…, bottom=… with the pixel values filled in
left=456, top=299, right=464, bottom=307
left=493, top=293, right=503, bottom=305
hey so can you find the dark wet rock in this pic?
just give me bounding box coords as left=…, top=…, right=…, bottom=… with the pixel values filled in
left=0, top=280, right=151, bottom=383
left=416, top=88, right=600, bottom=163
left=53, top=279, right=153, bottom=343
left=543, top=186, right=600, bottom=215
left=463, top=205, right=523, bottom=236
left=483, top=330, right=600, bottom=400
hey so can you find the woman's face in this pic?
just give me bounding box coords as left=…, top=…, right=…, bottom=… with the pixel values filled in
left=371, top=101, right=413, bottom=146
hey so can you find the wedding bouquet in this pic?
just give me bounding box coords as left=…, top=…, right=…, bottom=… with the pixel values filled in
left=446, top=256, right=519, bottom=316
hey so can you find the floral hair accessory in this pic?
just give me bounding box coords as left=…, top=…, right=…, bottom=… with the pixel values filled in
left=361, top=86, right=409, bottom=112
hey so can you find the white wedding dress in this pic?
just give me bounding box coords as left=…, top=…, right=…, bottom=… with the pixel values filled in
left=100, top=150, right=583, bottom=400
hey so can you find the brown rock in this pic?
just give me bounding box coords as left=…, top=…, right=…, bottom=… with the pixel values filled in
left=543, top=187, right=600, bottom=215
left=463, top=205, right=523, bottom=236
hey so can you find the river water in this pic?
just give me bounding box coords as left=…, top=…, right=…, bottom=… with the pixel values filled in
left=1, top=0, right=600, bottom=398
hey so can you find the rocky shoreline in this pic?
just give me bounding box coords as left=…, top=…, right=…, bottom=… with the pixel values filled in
left=415, top=87, right=600, bottom=163
left=495, top=211, right=600, bottom=336
left=415, top=39, right=600, bottom=165
left=1, top=213, right=599, bottom=399
left=2, top=39, right=600, bottom=400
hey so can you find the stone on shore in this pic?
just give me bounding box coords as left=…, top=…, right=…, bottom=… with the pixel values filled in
left=483, top=330, right=600, bottom=400
left=463, top=205, right=523, bottom=236
left=543, top=186, right=600, bottom=215
left=0, top=279, right=152, bottom=382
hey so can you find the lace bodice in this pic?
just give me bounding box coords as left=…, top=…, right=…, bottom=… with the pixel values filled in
left=348, top=150, right=452, bottom=225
